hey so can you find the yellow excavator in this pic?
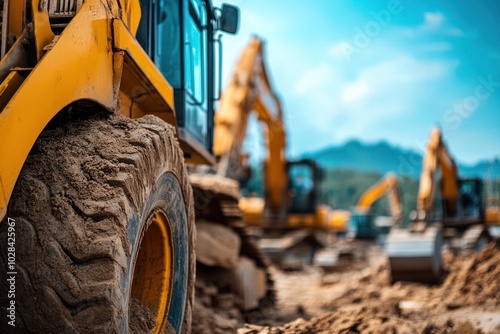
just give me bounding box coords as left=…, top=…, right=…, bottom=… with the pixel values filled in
left=386, top=128, right=492, bottom=282
left=0, top=0, right=240, bottom=332
left=313, top=173, right=402, bottom=270
left=257, top=159, right=332, bottom=268
left=199, top=36, right=331, bottom=269
left=349, top=172, right=403, bottom=239
left=212, top=35, right=287, bottom=226
left=188, top=37, right=279, bottom=316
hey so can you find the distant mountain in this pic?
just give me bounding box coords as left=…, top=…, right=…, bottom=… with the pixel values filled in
left=302, top=140, right=500, bottom=179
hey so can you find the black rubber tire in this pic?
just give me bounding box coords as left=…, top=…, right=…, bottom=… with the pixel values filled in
left=0, top=113, right=195, bottom=333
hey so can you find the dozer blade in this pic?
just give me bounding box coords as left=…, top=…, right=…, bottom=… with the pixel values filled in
left=385, top=226, right=442, bottom=283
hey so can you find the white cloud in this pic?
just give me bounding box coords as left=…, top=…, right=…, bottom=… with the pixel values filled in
left=328, top=41, right=353, bottom=59
left=421, top=12, right=445, bottom=32
left=294, top=63, right=336, bottom=96
left=338, top=55, right=458, bottom=106
left=341, top=81, right=371, bottom=103
left=287, top=53, right=459, bottom=154
left=399, top=11, right=463, bottom=37
left=244, top=10, right=286, bottom=34
left=418, top=42, right=452, bottom=53
left=447, top=27, right=464, bottom=37
left=366, top=56, right=456, bottom=83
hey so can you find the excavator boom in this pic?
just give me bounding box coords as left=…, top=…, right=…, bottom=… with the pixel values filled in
left=356, top=172, right=402, bottom=220
left=209, top=38, right=330, bottom=270
left=189, top=37, right=287, bottom=317
left=213, top=37, right=287, bottom=215
left=416, top=128, right=459, bottom=218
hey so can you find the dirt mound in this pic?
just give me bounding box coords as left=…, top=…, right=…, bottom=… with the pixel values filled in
left=441, top=241, right=500, bottom=309
left=239, top=314, right=481, bottom=334
left=237, top=241, right=500, bottom=334
left=191, top=299, right=241, bottom=334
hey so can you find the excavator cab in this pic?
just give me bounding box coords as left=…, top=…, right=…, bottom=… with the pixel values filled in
left=287, top=159, right=320, bottom=214
left=452, top=178, right=483, bottom=223
left=136, top=0, right=239, bottom=162
left=349, top=212, right=376, bottom=239
left=431, top=178, right=483, bottom=224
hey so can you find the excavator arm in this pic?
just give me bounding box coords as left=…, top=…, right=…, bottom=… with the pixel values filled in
left=415, top=128, right=459, bottom=222
left=356, top=172, right=402, bottom=223
left=387, top=127, right=489, bottom=283
left=386, top=128, right=453, bottom=282
left=213, top=37, right=287, bottom=213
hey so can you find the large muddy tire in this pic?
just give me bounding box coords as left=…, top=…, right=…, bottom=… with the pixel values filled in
left=0, top=114, right=195, bottom=333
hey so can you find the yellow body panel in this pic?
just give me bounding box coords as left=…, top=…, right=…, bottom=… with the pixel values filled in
left=0, top=71, right=25, bottom=111
left=314, top=204, right=331, bottom=229
left=287, top=214, right=316, bottom=228
left=8, top=0, right=25, bottom=40
left=329, top=209, right=351, bottom=232
left=239, top=196, right=266, bottom=226
left=113, top=19, right=176, bottom=123
left=0, top=0, right=182, bottom=220
left=485, top=197, right=500, bottom=226
left=0, top=0, right=118, bottom=219
left=485, top=208, right=500, bottom=226
left=286, top=205, right=336, bottom=230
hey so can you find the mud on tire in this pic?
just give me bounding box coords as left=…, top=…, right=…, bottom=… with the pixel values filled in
left=0, top=113, right=195, bottom=333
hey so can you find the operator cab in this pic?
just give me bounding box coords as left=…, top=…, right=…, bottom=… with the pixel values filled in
left=137, top=0, right=239, bottom=163
left=442, top=178, right=484, bottom=226
left=287, top=159, right=321, bottom=214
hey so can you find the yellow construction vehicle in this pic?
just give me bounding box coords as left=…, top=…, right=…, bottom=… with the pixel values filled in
left=386, top=128, right=492, bottom=282
left=349, top=172, right=403, bottom=239
left=313, top=173, right=402, bottom=270
left=196, top=36, right=331, bottom=269
left=258, top=159, right=332, bottom=268
left=0, top=1, right=239, bottom=332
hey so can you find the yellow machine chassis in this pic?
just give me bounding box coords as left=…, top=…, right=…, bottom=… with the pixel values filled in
left=0, top=0, right=193, bottom=220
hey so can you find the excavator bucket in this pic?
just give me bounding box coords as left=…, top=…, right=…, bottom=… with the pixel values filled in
left=385, top=226, right=442, bottom=283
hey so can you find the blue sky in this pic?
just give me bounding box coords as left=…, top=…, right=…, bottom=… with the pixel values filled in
left=213, top=0, right=500, bottom=164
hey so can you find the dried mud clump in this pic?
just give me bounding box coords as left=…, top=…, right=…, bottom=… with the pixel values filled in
left=441, top=240, right=500, bottom=309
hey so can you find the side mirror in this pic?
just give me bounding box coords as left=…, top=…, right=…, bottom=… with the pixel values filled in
left=220, top=4, right=239, bottom=34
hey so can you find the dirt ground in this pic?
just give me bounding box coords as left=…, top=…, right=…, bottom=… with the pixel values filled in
left=193, top=239, right=500, bottom=334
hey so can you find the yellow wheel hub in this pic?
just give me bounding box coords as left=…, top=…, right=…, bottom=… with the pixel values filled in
left=131, top=209, right=174, bottom=333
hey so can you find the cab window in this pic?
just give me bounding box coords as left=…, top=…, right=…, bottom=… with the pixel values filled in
left=156, top=0, right=181, bottom=87
left=184, top=0, right=207, bottom=105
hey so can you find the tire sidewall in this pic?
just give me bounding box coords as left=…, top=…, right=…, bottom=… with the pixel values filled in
left=125, top=171, right=189, bottom=333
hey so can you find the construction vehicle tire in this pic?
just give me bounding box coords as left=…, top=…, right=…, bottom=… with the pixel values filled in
left=0, top=113, right=195, bottom=333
